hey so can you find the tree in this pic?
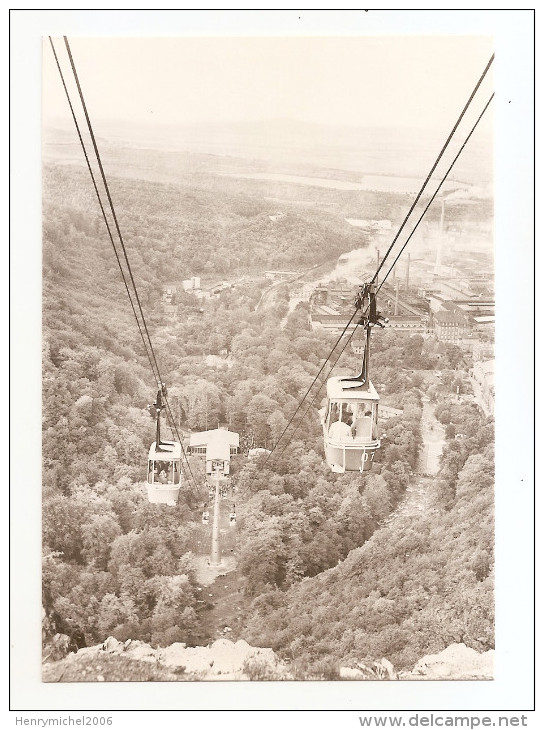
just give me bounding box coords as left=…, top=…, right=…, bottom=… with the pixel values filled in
left=445, top=424, right=456, bottom=440
left=43, top=495, right=88, bottom=563
left=266, top=409, right=288, bottom=445
left=80, top=514, right=122, bottom=571
left=96, top=593, right=139, bottom=638
left=150, top=574, right=199, bottom=646
left=238, top=519, right=288, bottom=594
left=179, top=378, right=222, bottom=430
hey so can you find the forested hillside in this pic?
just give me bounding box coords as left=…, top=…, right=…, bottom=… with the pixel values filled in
left=244, top=424, right=494, bottom=676
left=42, top=159, right=493, bottom=678
left=43, top=164, right=369, bottom=278
left=42, top=161, right=381, bottom=650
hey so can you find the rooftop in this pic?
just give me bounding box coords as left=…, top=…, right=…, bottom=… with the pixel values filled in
left=434, top=310, right=470, bottom=325
left=189, top=428, right=240, bottom=448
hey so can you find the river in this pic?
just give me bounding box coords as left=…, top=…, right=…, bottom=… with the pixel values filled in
left=219, top=171, right=456, bottom=194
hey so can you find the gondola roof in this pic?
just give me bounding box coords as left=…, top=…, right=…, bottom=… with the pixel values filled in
left=326, top=376, right=380, bottom=402
left=148, top=440, right=182, bottom=459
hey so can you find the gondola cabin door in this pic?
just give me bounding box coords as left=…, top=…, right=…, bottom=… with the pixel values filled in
left=321, top=376, right=380, bottom=473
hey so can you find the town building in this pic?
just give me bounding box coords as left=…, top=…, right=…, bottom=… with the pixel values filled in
left=431, top=309, right=471, bottom=344
left=385, top=316, right=427, bottom=333
left=310, top=278, right=429, bottom=334
left=182, top=277, right=201, bottom=292
left=162, top=303, right=178, bottom=320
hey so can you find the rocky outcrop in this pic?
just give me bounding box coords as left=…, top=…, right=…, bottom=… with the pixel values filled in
left=339, top=643, right=493, bottom=681
left=42, top=651, right=179, bottom=683
left=405, top=642, right=494, bottom=680
left=339, top=658, right=398, bottom=680
left=159, top=638, right=288, bottom=679
left=43, top=638, right=493, bottom=682
left=43, top=635, right=291, bottom=681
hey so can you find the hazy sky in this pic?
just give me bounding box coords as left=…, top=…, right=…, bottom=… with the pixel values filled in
left=43, top=35, right=494, bottom=131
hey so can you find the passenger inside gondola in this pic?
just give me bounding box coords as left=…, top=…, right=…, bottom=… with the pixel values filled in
left=351, top=404, right=378, bottom=441
left=151, top=460, right=174, bottom=484
left=328, top=402, right=354, bottom=442
left=351, top=404, right=371, bottom=439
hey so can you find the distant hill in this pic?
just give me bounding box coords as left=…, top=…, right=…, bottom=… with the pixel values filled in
left=44, top=116, right=492, bottom=187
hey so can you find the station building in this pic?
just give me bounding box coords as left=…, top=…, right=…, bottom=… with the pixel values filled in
left=189, top=427, right=239, bottom=479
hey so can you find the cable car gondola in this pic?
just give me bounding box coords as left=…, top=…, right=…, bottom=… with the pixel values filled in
left=321, top=283, right=386, bottom=473
left=146, top=384, right=182, bottom=506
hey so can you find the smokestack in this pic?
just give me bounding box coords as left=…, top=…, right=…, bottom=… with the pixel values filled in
left=395, top=280, right=399, bottom=316
left=405, top=253, right=410, bottom=292
left=376, top=249, right=380, bottom=269
left=435, top=198, right=445, bottom=272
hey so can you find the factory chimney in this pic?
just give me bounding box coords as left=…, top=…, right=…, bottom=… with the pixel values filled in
left=435, top=198, right=445, bottom=273
left=405, top=253, right=410, bottom=292
left=395, top=280, right=399, bottom=316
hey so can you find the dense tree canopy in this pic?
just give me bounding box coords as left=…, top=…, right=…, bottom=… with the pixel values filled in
left=42, top=161, right=493, bottom=674
left=243, top=420, right=494, bottom=673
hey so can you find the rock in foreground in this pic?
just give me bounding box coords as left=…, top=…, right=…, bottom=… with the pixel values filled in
left=43, top=636, right=291, bottom=681
left=406, top=643, right=494, bottom=680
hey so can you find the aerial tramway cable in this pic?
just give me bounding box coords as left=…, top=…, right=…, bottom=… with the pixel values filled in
left=265, top=82, right=495, bottom=466
left=48, top=37, right=160, bottom=387
left=270, top=93, right=495, bottom=466
left=371, top=53, right=494, bottom=285
left=374, top=93, right=495, bottom=299
left=62, top=37, right=165, bottom=388
left=264, top=54, right=494, bottom=467
left=50, top=37, right=200, bottom=498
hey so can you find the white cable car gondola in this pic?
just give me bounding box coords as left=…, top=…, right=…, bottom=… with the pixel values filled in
left=322, top=377, right=380, bottom=473
left=146, top=384, right=182, bottom=506
left=146, top=440, right=182, bottom=506
left=321, top=283, right=386, bottom=473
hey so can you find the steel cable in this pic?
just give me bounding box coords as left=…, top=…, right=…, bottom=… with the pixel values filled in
left=263, top=56, right=493, bottom=465
left=266, top=92, right=494, bottom=466
left=50, top=37, right=200, bottom=496
left=372, top=54, right=494, bottom=284
left=48, top=37, right=160, bottom=386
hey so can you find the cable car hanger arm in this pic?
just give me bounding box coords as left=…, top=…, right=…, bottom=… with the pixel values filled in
left=341, top=283, right=387, bottom=390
